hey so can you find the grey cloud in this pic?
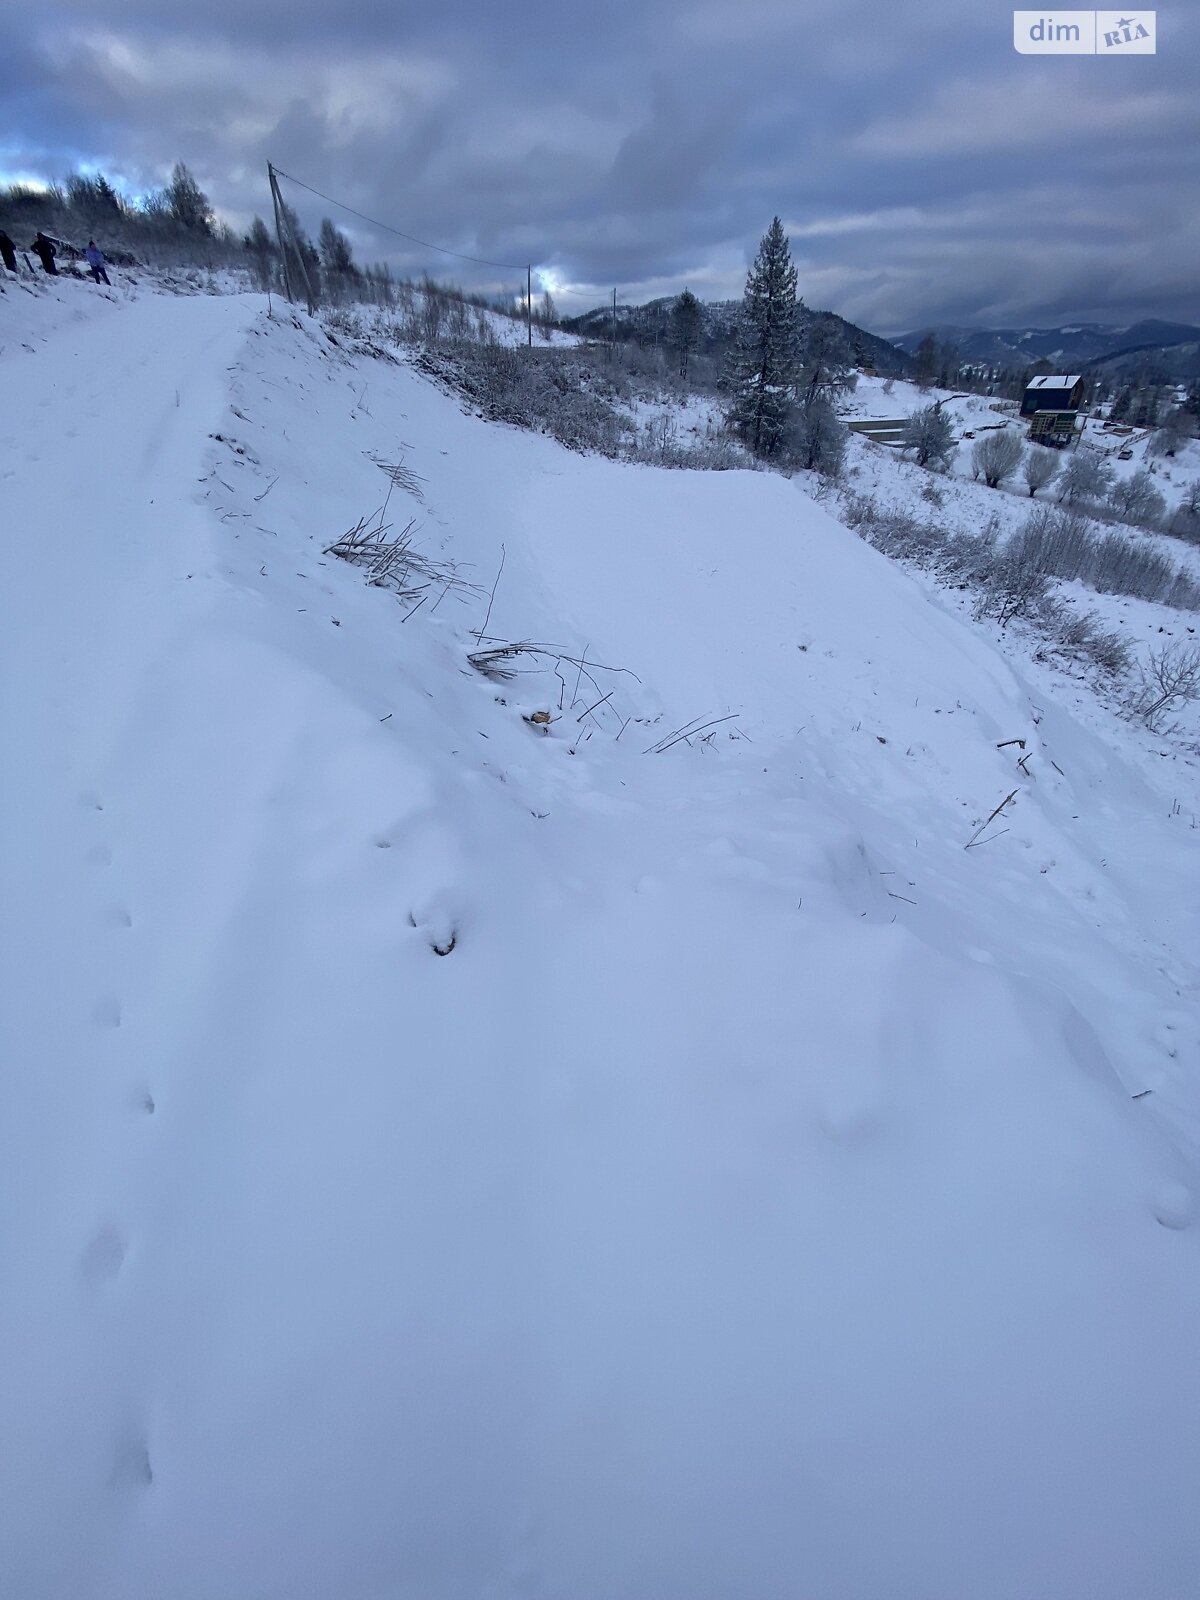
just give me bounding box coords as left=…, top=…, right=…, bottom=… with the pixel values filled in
left=3, top=0, right=1197, bottom=329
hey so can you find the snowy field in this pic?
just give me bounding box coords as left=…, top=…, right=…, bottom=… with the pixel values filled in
left=844, top=371, right=1200, bottom=492
left=2, top=272, right=1200, bottom=1599
left=832, top=374, right=1200, bottom=738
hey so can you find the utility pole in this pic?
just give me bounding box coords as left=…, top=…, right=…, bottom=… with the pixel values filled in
left=612, top=287, right=617, bottom=361
left=267, top=162, right=294, bottom=306
left=527, top=265, right=532, bottom=347
left=267, top=161, right=317, bottom=316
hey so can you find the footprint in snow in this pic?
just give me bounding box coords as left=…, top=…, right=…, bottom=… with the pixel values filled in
left=85, top=843, right=113, bottom=868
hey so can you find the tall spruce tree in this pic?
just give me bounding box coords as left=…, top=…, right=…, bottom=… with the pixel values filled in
left=669, top=288, right=703, bottom=379
left=164, top=163, right=212, bottom=233
left=727, top=217, right=800, bottom=458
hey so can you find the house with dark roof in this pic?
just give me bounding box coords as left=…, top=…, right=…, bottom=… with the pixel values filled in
left=1020, top=375, right=1085, bottom=417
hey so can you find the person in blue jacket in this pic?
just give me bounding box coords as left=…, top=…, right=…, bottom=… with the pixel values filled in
left=85, top=240, right=111, bottom=285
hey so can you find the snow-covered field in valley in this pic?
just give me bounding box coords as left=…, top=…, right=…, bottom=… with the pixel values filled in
left=3, top=274, right=1200, bottom=1600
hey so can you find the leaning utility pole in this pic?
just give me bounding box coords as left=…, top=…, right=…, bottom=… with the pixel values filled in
left=267, top=161, right=317, bottom=316
left=267, top=162, right=294, bottom=305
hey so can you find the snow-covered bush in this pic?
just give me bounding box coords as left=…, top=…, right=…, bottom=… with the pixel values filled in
left=1010, top=503, right=1200, bottom=609
left=1057, top=451, right=1115, bottom=508
left=784, top=396, right=846, bottom=478
left=1170, top=481, right=1200, bottom=542
left=973, top=542, right=1054, bottom=627
left=1022, top=447, right=1059, bottom=498
left=1052, top=610, right=1131, bottom=677
left=1108, top=468, right=1167, bottom=530
left=901, top=404, right=955, bottom=469
left=971, top=429, right=1024, bottom=489
left=416, top=344, right=633, bottom=457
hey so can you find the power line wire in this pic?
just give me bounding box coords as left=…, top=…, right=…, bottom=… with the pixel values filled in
left=271, top=163, right=619, bottom=310
left=271, top=165, right=528, bottom=274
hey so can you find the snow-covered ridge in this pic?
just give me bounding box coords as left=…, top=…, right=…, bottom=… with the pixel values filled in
left=2, top=281, right=1199, bottom=1600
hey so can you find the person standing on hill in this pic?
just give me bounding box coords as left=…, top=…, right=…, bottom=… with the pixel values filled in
left=31, top=233, right=57, bottom=274
left=0, top=230, right=17, bottom=273
left=85, top=240, right=110, bottom=286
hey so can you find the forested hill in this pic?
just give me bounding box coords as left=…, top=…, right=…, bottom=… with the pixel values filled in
left=563, top=295, right=913, bottom=376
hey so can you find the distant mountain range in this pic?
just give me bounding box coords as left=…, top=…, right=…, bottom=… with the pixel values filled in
left=559, top=303, right=1200, bottom=385
left=562, top=297, right=912, bottom=377
left=891, top=321, right=1200, bottom=378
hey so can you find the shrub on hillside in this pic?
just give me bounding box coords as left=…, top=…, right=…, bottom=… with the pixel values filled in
left=902, top=404, right=956, bottom=469
left=1009, top=503, right=1200, bottom=609
left=784, top=396, right=846, bottom=478
left=971, top=429, right=1024, bottom=489
left=1124, top=642, right=1200, bottom=732
left=416, top=344, right=633, bottom=456
left=1108, top=468, right=1167, bottom=529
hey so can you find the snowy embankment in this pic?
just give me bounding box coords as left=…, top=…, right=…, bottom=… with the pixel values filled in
left=2, top=281, right=1200, bottom=1600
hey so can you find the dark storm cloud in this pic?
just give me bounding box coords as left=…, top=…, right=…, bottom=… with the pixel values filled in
left=3, top=0, right=1196, bottom=329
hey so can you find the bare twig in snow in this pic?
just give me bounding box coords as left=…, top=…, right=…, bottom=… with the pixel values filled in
left=965, top=789, right=1019, bottom=850
left=476, top=543, right=505, bottom=643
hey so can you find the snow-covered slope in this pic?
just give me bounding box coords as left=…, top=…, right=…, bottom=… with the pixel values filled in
left=3, top=281, right=1200, bottom=1600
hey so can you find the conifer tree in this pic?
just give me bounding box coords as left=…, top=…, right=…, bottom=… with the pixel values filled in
left=727, top=217, right=799, bottom=458
left=318, top=218, right=355, bottom=278
left=669, top=288, right=703, bottom=379
left=914, top=333, right=937, bottom=389
left=164, top=163, right=212, bottom=233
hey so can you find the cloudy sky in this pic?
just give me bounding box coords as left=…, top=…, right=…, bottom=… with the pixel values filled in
left=2, top=0, right=1195, bottom=332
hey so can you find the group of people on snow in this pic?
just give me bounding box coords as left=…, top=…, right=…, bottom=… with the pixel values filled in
left=0, top=229, right=111, bottom=285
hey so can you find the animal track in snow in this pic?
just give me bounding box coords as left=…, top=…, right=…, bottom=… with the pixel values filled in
left=109, top=1438, right=153, bottom=1490
left=86, top=843, right=113, bottom=868
left=408, top=906, right=459, bottom=956
left=1153, top=1181, right=1194, bottom=1231
left=81, top=1227, right=126, bottom=1286
left=91, top=996, right=122, bottom=1029
left=102, top=905, right=133, bottom=929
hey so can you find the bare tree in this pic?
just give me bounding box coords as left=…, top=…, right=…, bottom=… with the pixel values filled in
left=796, top=313, right=854, bottom=405
left=1170, top=480, right=1200, bottom=541
left=971, top=429, right=1024, bottom=489
left=902, top=404, right=956, bottom=469
left=1022, top=447, right=1059, bottom=498
left=538, top=290, right=558, bottom=343
left=1057, top=451, right=1115, bottom=507
left=1109, top=468, right=1167, bottom=528
left=1125, top=642, right=1200, bottom=731
left=1148, top=408, right=1190, bottom=458
left=785, top=396, right=846, bottom=477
